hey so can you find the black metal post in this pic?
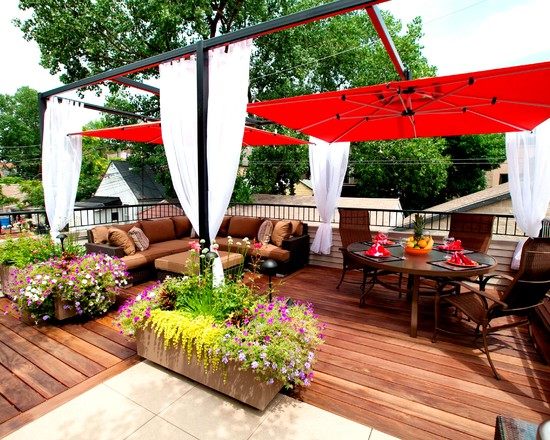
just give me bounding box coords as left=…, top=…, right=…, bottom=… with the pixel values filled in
left=196, top=40, right=210, bottom=249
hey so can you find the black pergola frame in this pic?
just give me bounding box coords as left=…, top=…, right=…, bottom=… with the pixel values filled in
left=40, top=0, right=403, bottom=247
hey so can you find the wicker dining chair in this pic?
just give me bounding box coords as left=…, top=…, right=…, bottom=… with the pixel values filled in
left=336, top=208, right=373, bottom=289
left=432, top=237, right=550, bottom=379
left=448, top=212, right=495, bottom=253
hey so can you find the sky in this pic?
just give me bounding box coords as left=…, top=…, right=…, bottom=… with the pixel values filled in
left=1, top=0, right=549, bottom=96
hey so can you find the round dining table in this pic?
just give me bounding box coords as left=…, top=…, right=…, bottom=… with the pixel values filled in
left=347, top=242, right=497, bottom=337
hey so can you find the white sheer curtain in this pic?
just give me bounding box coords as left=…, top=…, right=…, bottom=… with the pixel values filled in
left=309, top=136, right=350, bottom=254
left=42, top=97, right=87, bottom=239
left=159, top=57, right=199, bottom=233
left=506, top=118, right=550, bottom=268
left=207, top=40, right=252, bottom=241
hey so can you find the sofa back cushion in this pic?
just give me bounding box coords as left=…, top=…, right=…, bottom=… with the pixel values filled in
left=172, top=216, right=192, bottom=238
left=217, top=216, right=232, bottom=237
left=271, top=220, right=292, bottom=246
left=112, top=222, right=141, bottom=233
left=108, top=228, right=136, bottom=255
left=227, top=216, right=264, bottom=239
left=141, top=218, right=177, bottom=244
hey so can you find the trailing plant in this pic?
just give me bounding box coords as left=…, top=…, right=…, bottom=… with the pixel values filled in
left=12, top=253, right=128, bottom=323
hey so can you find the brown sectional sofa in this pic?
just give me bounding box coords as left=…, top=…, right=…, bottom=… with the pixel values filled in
left=85, top=215, right=309, bottom=282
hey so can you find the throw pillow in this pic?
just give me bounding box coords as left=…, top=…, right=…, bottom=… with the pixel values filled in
left=289, top=220, right=303, bottom=237
left=271, top=220, right=291, bottom=247
left=108, top=228, right=136, bottom=255
left=91, top=226, right=109, bottom=244
left=172, top=216, right=192, bottom=238
left=128, top=226, right=150, bottom=251
left=257, top=219, right=274, bottom=244
left=217, top=216, right=232, bottom=237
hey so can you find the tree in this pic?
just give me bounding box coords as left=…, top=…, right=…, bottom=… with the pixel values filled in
left=435, top=134, right=505, bottom=203
left=246, top=145, right=309, bottom=195
left=350, top=138, right=450, bottom=210
left=0, top=87, right=41, bottom=179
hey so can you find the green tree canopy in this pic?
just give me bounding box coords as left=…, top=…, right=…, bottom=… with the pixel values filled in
left=0, top=86, right=41, bottom=179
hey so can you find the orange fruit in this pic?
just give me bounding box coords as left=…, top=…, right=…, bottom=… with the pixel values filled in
left=417, top=239, right=428, bottom=248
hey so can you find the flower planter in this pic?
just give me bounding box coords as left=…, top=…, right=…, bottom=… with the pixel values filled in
left=136, top=326, right=282, bottom=411
left=0, top=263, right=17, bottom=297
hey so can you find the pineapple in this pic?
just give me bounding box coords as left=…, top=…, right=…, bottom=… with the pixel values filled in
left=408, top=214, right=433, bottom=249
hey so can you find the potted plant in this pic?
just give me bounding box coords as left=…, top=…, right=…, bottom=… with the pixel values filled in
left=116, top=248, right=325, bottom=410
left=11, top=253, right=128, bottom=324
left=0, top=234, right=85, bottom=297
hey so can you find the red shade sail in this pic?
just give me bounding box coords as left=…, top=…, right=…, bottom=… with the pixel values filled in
left=247, top=61, right=550, bottom=143
left=74, top=122, right=307, bottom=146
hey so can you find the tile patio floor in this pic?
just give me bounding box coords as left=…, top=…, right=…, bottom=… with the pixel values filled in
left=4, top=360, right=398, bottom=440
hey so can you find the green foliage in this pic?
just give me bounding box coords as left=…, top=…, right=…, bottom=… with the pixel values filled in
left=0, top=87, right=41, bottom=179
left=230, top=174, right=254, bottom=204
left=0, top=234, right=85, bottom=268
left=246, top=146, right=309, bottom=195
left=434, top=134, right=506, bottom=203
left=350, top=138, right=450, bottom=210
left=0, top=177, right=44, bottom=208
left=77, top=125, right=111, bottom=200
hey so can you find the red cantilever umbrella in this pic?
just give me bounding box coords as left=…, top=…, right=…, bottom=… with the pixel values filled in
left=74, top=121, right=307, bottom=146
left=247, top=61, right=550, bottom=143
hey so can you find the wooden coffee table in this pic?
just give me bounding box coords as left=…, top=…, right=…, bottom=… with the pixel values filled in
left=155, top=250, right=244, bottom=278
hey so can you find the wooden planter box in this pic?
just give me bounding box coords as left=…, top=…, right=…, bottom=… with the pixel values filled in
left=136, top=326, right=281, bottom=411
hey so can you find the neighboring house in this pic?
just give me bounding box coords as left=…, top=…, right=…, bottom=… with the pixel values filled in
left=0, top=184, right=26, bottom=208
left=138, top=201, right=184, bottom=219
left=415, top=182, right=550, bottom=236
left=72, top=196, right=124, bottom=228
left=95, top=161, right=166, bottom=206
left=0, top=161, right=15, bottom=178
left=485, top=162, right=509, bottom=188
left=293, top=180, right=313, bottom=196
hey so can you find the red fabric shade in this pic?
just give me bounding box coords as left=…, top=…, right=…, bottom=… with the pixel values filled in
left=75, top=122, right=307, bottom=146
left=247, top=61, right=550, bottom=142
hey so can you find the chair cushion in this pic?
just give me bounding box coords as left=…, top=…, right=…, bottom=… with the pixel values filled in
left=271, top=220, right=292, bottom=247
left=128, top=227, right=150, bottom=251
left=141, top=218, right=177, bottom=244
left=108, top=228, right=136, bottom=256
left=227, top=216, right=264, bottom=239
left=90, top=226, right=109, bottom=244
left=172, top=216, right=192, bottom=238
left=256, top=244, right=290, bottom=262
left=257, top=219, right=274, bottom=244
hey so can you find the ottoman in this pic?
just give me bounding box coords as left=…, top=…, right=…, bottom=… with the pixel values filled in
left=155, top=250, right=244, bottom=279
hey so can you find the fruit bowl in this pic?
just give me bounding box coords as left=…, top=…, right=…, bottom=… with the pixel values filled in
left=405, top=246, right=432, bottom=255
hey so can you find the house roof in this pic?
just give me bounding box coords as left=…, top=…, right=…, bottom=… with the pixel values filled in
left=75, top=196, right=122, bottom=208
left=252, top=194, right=401, bottom=210
left=110, top=161, right=166, bottom=201
left=425, top=182, right=510, bottom=213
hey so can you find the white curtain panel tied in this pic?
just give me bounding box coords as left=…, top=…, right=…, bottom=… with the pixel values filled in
left=42, top=97, right=86, bottom=239
left=160, top=40, right=252, bottom=284
left=309, top=136, right=350, bottom=255
left=506, top=118, right=550, bottom=268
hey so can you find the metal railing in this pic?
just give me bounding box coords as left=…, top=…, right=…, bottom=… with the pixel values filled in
left=0, top=202, right=538, bottom=238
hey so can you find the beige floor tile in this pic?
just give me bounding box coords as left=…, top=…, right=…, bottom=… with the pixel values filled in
left=5, top=384, right=154, bottom=440
left=369, top=429, right=401, bottom=440
left=249, top=395, right=373, bottom=440
left=125, top=416, right=197, bottom=440
left=105, top=360, right=195, bottom=413
left=159, top=385, right=274, bottom=440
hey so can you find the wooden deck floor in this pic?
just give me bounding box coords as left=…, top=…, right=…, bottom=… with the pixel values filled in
left=0, top=266, right=548, bottom=439
left=0, top=287, right=142, bottom=438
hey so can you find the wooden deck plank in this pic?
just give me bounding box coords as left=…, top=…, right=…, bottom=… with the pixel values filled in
left=0, top=314, right=105, bottom=377
left=0, top=325, right=86, bottom=388
left=0, top=340, right=66, bottom=399
left=59, top=324, right=135, bottom=359
left=34, top=326, right=121, bottom=368
left=0, top=364, right=45, bottom=412
left=0, top=395, right=19, bottom=424
left=82, top=321, right=137, bottom=351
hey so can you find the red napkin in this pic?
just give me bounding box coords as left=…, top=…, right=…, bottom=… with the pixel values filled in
left=373, top=232, right=394, bottom=245
left=439, top=239, right=463, bottom=250
left=365, top=243, right=391, bottom=257
left=448, top=251, right=478, bottom=266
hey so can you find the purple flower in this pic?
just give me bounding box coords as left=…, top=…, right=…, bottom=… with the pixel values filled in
left=222, top=356, right=229, bottom=364
left=42, top=315, right=50, bottom=320
left=238, top=352, right=246, bottom=361
left=251, top=361, right=259, bottom=369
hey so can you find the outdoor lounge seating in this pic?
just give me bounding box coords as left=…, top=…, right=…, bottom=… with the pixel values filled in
left=448, top=212, right=495, bottom=253
left=85, top=215, right=309, bottom=282
left=432, top=237, right=550, bottom=379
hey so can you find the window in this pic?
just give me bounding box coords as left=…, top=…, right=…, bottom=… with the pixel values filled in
left=499, top=173, right=508, bottom=184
